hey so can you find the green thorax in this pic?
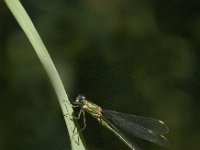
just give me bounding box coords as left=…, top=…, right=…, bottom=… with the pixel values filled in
left=81, top=100, right=103, bottom=119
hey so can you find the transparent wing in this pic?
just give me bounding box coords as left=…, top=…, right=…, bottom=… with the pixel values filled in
left=102, top=116, right=142, bottom=150
left=102, top=110, right=169, bottom=147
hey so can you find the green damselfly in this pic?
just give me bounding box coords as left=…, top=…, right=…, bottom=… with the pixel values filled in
left=71, top=95, right=169, bottom=150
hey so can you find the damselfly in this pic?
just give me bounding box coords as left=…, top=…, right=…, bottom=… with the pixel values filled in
left=71, top=95, right=169, bottom=150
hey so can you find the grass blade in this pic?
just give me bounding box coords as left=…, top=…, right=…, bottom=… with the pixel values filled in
left=4, top=0, right=86, bottom=149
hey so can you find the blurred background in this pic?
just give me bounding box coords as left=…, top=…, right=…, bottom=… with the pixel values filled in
left=0, top=0, right=200, bottom=150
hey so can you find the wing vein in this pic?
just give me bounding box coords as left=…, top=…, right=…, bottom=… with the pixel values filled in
left=102, top=110, right=169, bottom=147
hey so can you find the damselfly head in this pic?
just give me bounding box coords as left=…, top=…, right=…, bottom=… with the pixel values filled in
left=75, top=95, right=86, bottom=103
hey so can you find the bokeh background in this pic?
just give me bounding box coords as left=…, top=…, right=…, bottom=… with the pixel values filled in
left=0, top=0, right=200, bottom=150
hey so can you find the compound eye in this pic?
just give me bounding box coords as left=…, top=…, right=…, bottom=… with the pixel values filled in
left=76, top=95, right=86, bottom=102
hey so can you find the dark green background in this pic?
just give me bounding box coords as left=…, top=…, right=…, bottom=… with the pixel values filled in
left=0, top=0, right=200, bottom=150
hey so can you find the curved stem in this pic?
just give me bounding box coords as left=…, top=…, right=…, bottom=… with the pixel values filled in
left=4, top=0, right=86, bottom=149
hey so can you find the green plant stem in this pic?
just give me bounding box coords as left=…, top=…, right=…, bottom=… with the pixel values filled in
left=4, top=0, right=86, bottom=149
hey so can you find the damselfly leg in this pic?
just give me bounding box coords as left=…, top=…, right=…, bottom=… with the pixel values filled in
left=63, top=99, right=87, bottom=144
